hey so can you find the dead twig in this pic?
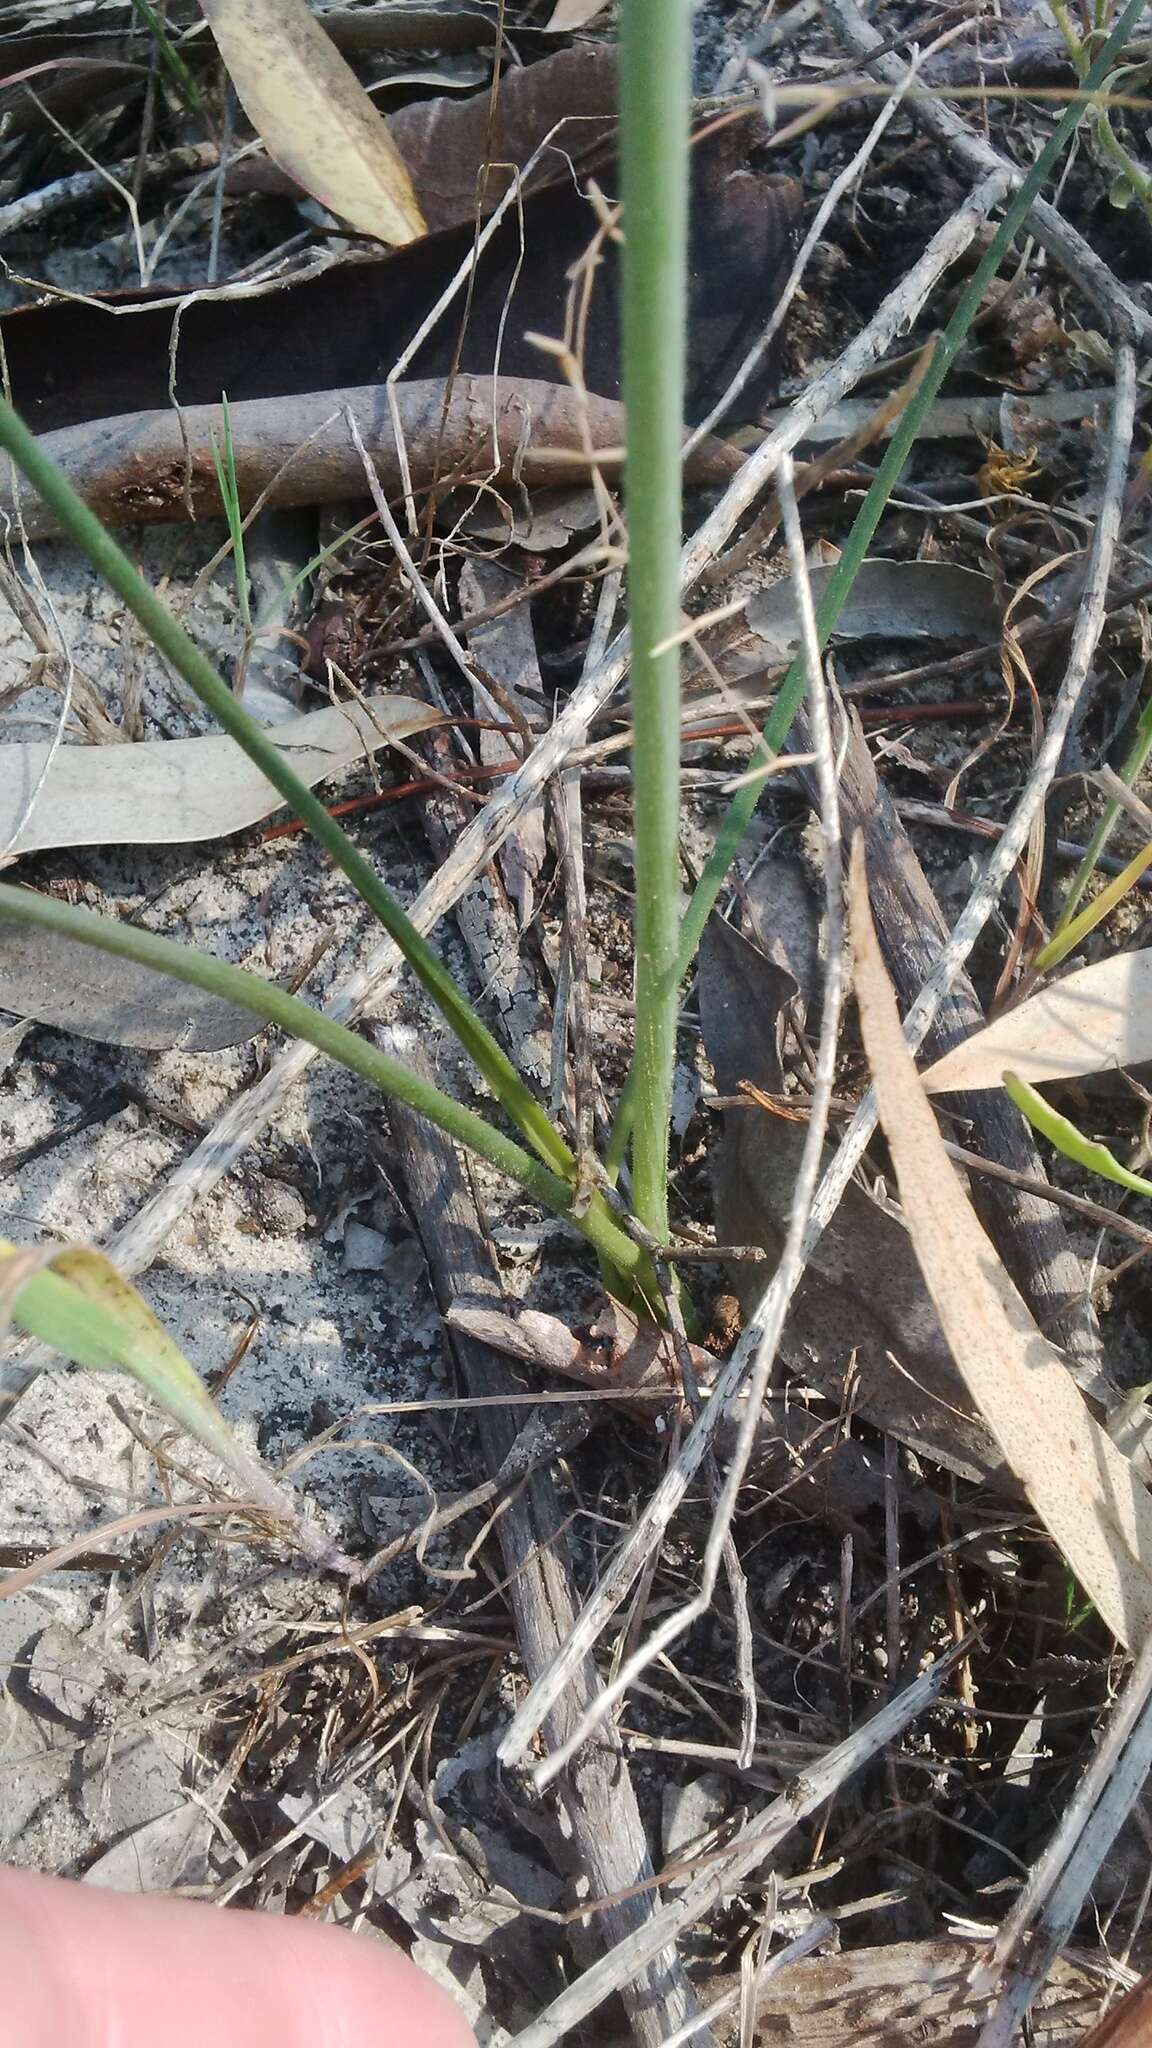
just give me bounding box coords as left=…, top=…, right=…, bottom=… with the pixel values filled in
left=385, top=1039, right=706, bottom=2048
left=506, top=1654, right=957, bottom=2048
left=0, top=379, right=739, bottom=542
left=504, top=455, right=847, bottom=1789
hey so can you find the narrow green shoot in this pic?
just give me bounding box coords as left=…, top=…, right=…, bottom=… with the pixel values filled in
left=1035, top=834, right=1152, bottom=971
left=1051, top=674, right=1152, bottom=939
left=130, top=0, right=203, bottom=114
left=605, top=0, right=1148, bottom=1182
left=619, top=0, right=692, bottom=1240
left=2, top=1236, right=354, bottom=1572
left=1048, top=0, right=1152, bottom=222
left=0, top=882, right=651, bottom=1293
left=0, top=393, right=574, bottom=1184
left=1005, top=1069, right=1152, bottom=1200
left=208, top=392, right=251, bottom=636
left=254, top=512, right=377, bottom=634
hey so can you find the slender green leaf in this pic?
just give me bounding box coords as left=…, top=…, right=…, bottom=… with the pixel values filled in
left=1004, top=1070, right=1152, bottom=1201
left=130, top=0, right=202, bottom=113
left=0, top=881, right=649, bottom=1295
left=620, top=0, right=692, bottom=1236
left=208, top=391, right=250, bottom=634
left=0, top=393, right=574, bottom=1183
left=0, top=1237, right=351, bottom=1571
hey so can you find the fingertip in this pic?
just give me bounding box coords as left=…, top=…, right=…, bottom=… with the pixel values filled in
left=0, top=1866, right=477, bottom=2048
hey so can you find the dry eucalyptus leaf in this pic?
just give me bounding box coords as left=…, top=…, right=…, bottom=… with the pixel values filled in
left=0, top=924, right=263, bottom=1051
left=197, top=0, right=426, bottom=244
left=386, top=43, right=615, bottom=234
left=850, top=840, right=1152, bottom=1648
left=921, top=949, right=1152, bottom=1092
left=545, top=0, right=611, bottom=23
left=0, top=694, right=439, bottom=857
left=699, top=909, right=1005, bottom=1486
left=745, top=560, right=1004, bottom=664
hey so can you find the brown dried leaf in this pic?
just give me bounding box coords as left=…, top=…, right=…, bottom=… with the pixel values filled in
left=850, top=837, right=1152, bottom=1648
left=385, top=43, right=615, bottom=234
left=197, top=0, right=426, bottom=244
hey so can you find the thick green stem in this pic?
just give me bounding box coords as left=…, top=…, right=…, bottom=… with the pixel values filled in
left=0, top=883, right=648, bottom=1291
left=605, top=0, right=1146, bottom=1180
left=0, top=395, right=574, bottom=1183
left=620, top=0, right=692, bottom=1240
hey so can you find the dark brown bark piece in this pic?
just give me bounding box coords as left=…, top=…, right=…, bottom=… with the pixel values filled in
left=0, top=134, right=800, bottom=435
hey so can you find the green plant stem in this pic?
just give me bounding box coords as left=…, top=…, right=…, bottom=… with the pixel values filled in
left=0, top=394, right=574, bottom=1184
left=1051, top=0, right=1152, bottom=220
left=619, top=0, right=692, bottom=1240
left=1052, top=682, right=1152, bottom=935
left=129, top=0, right=203, bottom=113
left=0, top=883, right=650, bottom=1293
left=209, top=392, right=250, bottom=634
left=605, top=0, right=1147, bottom=1183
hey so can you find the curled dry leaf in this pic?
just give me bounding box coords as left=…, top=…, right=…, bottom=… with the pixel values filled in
left=921, top=948, right=1152, bottom=1092
left=850, top=839, right=1152, bottom=1648
left=0, top=693, right=439, bottom=857
left=197, top=0, right=426, bottom=245
left=386, top=43, right=615, bottom=233
left=0, top=380, right=740, bottom=541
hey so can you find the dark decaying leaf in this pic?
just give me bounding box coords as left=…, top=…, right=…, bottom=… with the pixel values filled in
left=0, top=922, right=262, bottom=1052
left=744, top=560, right=1005, bottom=663
left=0, top=112, right=800, bottom=436
left=699, top=892, right=1006, bottom=1488
left=385, top=43, right=617, bottom=233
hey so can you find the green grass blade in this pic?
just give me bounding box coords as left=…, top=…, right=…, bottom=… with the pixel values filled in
left=1051, top=682, right=1152, bottom=936
left=606, top=0, right=1147, bottom=1180
left=0, top=882, right=647, bottom=1291
left=0, top=393, right=574, bottom=1182
left=619, top=0, right=692, bottom=1238
left=1035, top=835, right=1152, bottom=970
left=130, top=0, right=203, bottom=113
left=3, top=1238, right=354, bottom=1571
left=1005, top=1069, right=1152, bottom=1200
left=208, top=391, right=251, bottom=634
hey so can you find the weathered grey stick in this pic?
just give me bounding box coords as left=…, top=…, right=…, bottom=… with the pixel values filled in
left=385, top=1058, right=705, bottom=2048
left=508, top=1657, right=953, bottom=2048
